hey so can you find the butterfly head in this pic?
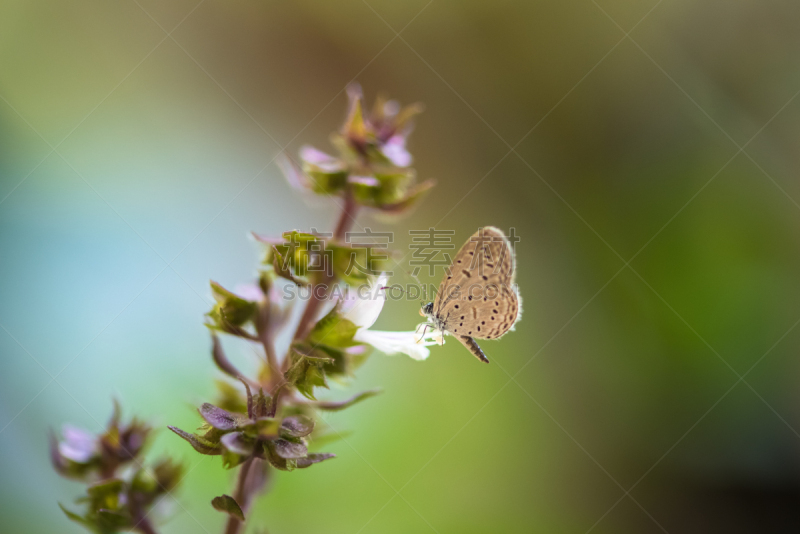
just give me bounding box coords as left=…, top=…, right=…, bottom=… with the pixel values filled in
left=419, top=301, right=434, bottom=318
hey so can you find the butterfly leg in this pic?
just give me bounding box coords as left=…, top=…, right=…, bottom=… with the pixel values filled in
left=457, top=336, right=489, bottom=363
left=414, top=323, right=430, bottom=343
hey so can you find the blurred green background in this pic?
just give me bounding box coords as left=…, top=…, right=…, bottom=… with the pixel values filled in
left=3, top=0, right=800, bottom=532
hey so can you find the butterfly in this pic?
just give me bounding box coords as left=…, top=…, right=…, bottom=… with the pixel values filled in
left=419, top=226, right=522, bottom=363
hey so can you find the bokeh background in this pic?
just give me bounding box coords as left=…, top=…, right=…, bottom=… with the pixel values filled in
left=3, top=0, right=800, bottom=532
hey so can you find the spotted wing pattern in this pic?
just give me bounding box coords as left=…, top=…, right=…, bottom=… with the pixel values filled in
left=433, top=227, right=521, bottom=362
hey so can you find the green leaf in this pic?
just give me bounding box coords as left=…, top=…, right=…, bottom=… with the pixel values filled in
left=316, top=344, right=373, bottom=382
left=254, top=417, right=281, bottom=440
left=132, top=459, right=183, bottom=497
left=168, top=426, right=221, bottom=455
left=221, top=451, right=247, bottom=469
left=254, top=390, right=271, bottom=418
left=304, top=168, right=348, bottom=195
left=59, top=503, right=92, bottom=529
left=297, top=453, right=336, bottom=469
left=96, top=509, right=131, bottom=531
left=349, top=169, right=415, bottom=207
left=269, top=245, right=309, bottom=285
left=280, top=230, right=324, bottom=244
left=317, top=345, right=347, bottom=378
left=284, top=348, right=330, bottom=400
left=152, top=458, right=184, bottom=494
left=214, top=380, right=248, bottom=415
left=205, top=306, right=258, bottom=340
left=210, top=281, right=259, bottom=326
left=295, top=350, right=335, bottom=366
left=329, top=244, right=390, bottom=286
left=373, top=170, right=414, bottom=205
left=299, top=365, right=327, bottom=400
left=343, top=96, right=367, bottom=141
left=87, top=479, right=124, bottom=512
left=211, top=495, right=245, bottom=521
left=307, top=306, right=359, bottom=349
left=87, top=478, right=123, bottom=497
left=310, top=389, right=382, bottom=412
left=379, top=179, right=436, bottom=215
left=308, top=429, right=353, bottom=448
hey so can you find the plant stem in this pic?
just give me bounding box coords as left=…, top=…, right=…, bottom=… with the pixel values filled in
left=136, top=517, right=159, bottom=534
left=223, top=457, right=255, bottom=534
left=272, top=190, right=358, bottom=411
left=333, top=187, right=357, bottom=240
left=256, top=303, right=280, bottom=390
left=287, top=190, right=358, bottom=354
left=130, top=495, right=160, bottom=534
left=222, top=192, right=358, bottom=534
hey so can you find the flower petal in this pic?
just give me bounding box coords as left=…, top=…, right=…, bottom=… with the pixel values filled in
left=339, top=274, right=389, bottom=329
left=381, top=135, right=412, bottom=167
left=354, top=329, right=438, bottom=361
left=299, top=145, right=343, bottom=173
left=59, top=425, right=97, bottom=463
left=233, top=283, right=264, bottom=302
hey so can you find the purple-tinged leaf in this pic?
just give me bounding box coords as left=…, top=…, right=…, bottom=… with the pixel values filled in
left=254, top=390, right=270, bottom=418
left=297, top=453, right=336, bottom=469
left=199, top=403, right=247, bottom=431
left=49, top=430, right=68, bottom=475
left=310, top=389, right=382, bottom=412
left=211, top=335, right=245, bottom=380
left=237, top=376, right=254, bottom=419
left=273, top=439, right=308, bottom=459
left=168, top=426, right=221, bottom=455
left=264, top=443, right=295, bottom=471
left=220, top=432, right=254, bottom=456
left=277, top=153, right=314, bottom=191
left=280, top=415, right=315, bottom=438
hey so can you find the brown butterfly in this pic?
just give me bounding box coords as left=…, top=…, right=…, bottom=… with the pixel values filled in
left=419, top=226, right=522, bottom=363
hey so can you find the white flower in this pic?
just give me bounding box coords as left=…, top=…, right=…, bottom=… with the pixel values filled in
left=355, top=329, right=438, bottom=361
left=339, top=274, right=441, bottom=361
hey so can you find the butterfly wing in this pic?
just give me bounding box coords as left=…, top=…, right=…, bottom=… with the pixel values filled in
left=434, top=227, right=522, bottom=354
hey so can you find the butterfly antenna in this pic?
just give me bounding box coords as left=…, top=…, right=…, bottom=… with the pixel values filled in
left=402, top=267, right=428, bottom=303
left=382, top=271, right=427, bottom=304
left=381, top=285, right=406, bottom=295
left=386, top=252, right=426, bottom=296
